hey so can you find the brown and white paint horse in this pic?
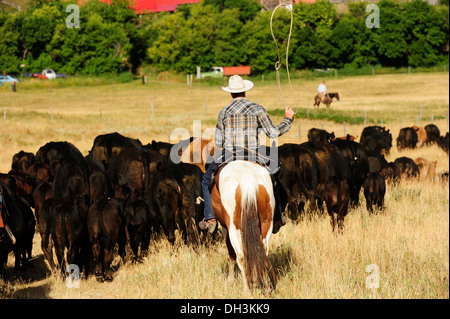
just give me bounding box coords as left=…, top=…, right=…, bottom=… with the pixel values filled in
left=211, top=160, right=276, bottom=292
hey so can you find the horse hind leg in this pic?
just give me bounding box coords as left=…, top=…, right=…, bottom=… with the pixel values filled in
left=225, top=232, right=237, bottom=282
left=227, top=227, right=248, bottom=291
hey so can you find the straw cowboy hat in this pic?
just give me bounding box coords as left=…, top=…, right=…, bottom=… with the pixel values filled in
left=221, top=75, right=254, bottom=93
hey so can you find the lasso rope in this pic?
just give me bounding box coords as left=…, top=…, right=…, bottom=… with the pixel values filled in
left=270, top=0, right=299, bottom=114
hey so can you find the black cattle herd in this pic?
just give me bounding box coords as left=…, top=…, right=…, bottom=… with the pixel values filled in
left=0, top=125, right=448, bottom=282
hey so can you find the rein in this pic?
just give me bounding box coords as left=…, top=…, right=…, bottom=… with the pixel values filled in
left=270, top=0, right=299, bottom=114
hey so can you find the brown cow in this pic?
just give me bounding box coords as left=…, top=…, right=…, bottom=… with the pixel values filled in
left=179, top=137, right=217, bottom=173
left=414, top=157, right=437, bottom=182
left=363, top=172, right=386, bottom=213
left=88, top=197, right=127, bottom=282
left=318, top=176, right=349, bottom=232
left=412, top=126, right=427, bottom=148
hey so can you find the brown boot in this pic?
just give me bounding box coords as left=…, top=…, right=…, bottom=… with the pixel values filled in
left=199, top=218, right=217, bottom=234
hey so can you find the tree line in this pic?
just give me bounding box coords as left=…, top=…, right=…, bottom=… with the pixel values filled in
left=0, top=0, right=448, bottom=76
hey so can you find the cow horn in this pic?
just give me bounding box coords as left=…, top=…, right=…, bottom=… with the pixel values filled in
left=4, top=224, right=16, bottom=245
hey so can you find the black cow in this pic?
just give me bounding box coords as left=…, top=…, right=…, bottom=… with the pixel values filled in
left=300, top=140, right=352, bottom=210
left=147, top=140, right=174, bottom=159
left=366, top=150, right=388, bottom=174
left=53, top=159, right=91, bottom=205
left=35, top=141, right=84, bottom=175
left=32, top=182, right=54, bottom=270
left=88, top=132, right=142, bottom=170
left=88, top=197, right=127, bottom=282
left=363, top=172, right=386, bottom=213
left=307, top=128, right=335, bottom=145
left=50, top=195, right=90, bottom=276
left=360, top=126, right=393, bottom=154
left=331, top=139, right=370, bottom=206
left=86, top=159, right=112, bottom=204
left=397, top=127, right=418, bottom=151
left=107, top=147, right=166, bottom=201
left=318, top=176, right=349, bottom=232
left=26, top=162, right=53, bottom=183
left=394, top=157, right=420, bottom=179
left=425, top=124, right=440, bottom=145
left=39, top=197, right=62, bottom=272
left=125, top=199, right=153, bottom=262
left=301, top=140, right=351, bottom=183
left=278, top=143, right=320, bottom=219
left=0, top=181, right=35, bottom=277
left=0, top=171, right=36, bottom=209
left=380, top=162, right=402, bottom=184
left=437, top=132, right=449, bottom=155
left=149, top=163, right=203, bottom=245
left=11, top=151, right=36, bottom=172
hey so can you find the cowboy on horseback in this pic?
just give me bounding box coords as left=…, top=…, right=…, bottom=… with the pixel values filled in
left=318, top=80, right=327, bottom=99
left=199, top=75, right=294, bottom=234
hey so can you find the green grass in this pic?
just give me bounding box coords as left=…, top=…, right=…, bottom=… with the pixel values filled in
left=268, top=107, right=446, bottom=125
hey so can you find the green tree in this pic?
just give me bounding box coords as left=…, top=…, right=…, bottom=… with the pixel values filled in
left=0, top=12, right=23, bottom=74
left=213, top=8, right=244, bottom=67
left=290, top=0, right=337, bottom=69
left=241, top=10, right=280, bottom=74
left=404, top=0, right=448, bottom=67
left=202, top=0, right=261, bottom=22
left=373, top=0, right=409, bottom=66
left=148, top=12, right=185, bottom=72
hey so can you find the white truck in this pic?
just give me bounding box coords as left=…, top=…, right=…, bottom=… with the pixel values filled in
left=24, top=69, right=68, bottom=79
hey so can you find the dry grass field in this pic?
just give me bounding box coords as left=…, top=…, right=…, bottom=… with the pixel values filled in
left=0, top=71, right=448, bottom=299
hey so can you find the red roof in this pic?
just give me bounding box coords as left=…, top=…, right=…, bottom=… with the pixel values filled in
left=97, top=0, right=201, bottom=13
left=222, top=65, right=251, bottom=76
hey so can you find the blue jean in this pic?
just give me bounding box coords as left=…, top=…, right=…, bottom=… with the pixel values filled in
left=201, top=158, right=218, bottom=221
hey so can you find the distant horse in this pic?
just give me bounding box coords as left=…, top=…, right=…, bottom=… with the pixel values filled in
left=313, top=92, right=340, bottom=109
left=211, top=161, right=276, bottom=292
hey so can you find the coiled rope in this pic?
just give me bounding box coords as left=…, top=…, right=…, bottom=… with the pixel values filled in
left=270, top=0, right=299, bottom=114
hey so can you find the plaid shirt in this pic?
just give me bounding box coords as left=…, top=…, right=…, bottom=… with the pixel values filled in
left=215, top=97, right=293, bottom=151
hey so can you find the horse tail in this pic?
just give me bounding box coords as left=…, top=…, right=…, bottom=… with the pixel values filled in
left=239, top=173, right=276, bottom=290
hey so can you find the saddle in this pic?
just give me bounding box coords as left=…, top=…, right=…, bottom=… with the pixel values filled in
left=208, top=147, right=280, bottom=192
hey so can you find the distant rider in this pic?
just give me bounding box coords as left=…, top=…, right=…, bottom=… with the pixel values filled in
left=318, top=81, right=327, bottom=98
